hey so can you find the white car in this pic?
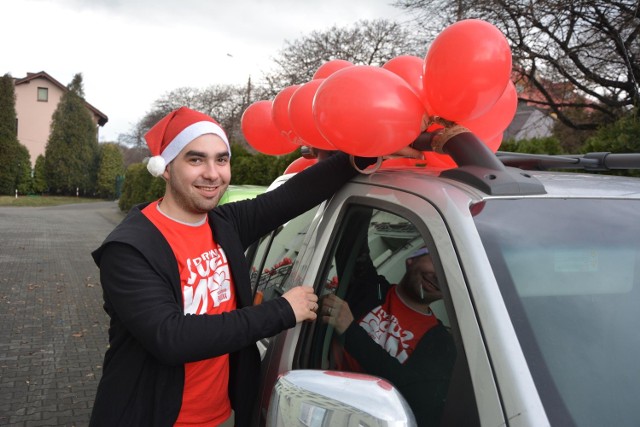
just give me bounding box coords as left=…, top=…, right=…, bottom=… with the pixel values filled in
left=246, top=137, right=640, bottom=427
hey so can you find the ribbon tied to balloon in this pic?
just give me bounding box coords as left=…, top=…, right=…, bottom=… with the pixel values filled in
left=241, top=19, right=518, bottom=168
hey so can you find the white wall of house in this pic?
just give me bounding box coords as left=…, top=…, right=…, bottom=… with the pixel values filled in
left=514, top=109, right=555, bottom=140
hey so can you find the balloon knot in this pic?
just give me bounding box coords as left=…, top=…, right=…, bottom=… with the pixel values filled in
left=432, top=124, right=471, bottom=154
left=427, top=116, right=457, bottom=129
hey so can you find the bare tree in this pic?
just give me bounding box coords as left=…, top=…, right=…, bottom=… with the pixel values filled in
left=117, top=109, right=166, bottom=148
left=263, top=19, right=428, bottom=95
left=119, top=81, right=271, bottom=149
left=122, top=19, right=425, bottom=150
left=395, top=0, right=640, bottom=130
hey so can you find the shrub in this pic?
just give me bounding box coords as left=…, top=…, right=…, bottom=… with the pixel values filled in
left=118, top=163, right=164, bottom=212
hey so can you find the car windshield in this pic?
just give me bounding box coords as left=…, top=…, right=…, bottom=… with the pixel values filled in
left=474, top=198, right=640, bottom=427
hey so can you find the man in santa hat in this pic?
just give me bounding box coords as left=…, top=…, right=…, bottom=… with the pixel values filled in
left=321, top=246, right=455, bottom=427
left=90, top=106, right=421, bottom=426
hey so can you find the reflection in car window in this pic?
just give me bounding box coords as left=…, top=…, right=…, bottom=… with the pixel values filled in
left=313, top=205, right=461, bottom=427
left=475, top=199, right=640, bottom=427
left=249, top=206, right=320, bottom=304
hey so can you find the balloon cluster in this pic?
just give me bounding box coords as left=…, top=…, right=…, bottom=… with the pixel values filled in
left=241, top=19, right=517, bottom=168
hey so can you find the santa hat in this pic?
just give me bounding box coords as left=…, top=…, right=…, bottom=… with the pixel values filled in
left=407, top=246, right=429, bottom=259
left=144, top=106, right=230, bottom=177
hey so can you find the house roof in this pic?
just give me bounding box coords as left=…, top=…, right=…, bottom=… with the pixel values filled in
left=14, top=71, right=108, bottom=126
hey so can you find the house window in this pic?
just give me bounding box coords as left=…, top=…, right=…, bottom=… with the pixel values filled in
left=37, top=87, right=48, bottom=102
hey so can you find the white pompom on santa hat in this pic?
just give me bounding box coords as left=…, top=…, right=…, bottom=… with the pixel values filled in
left=144, top=106, right=230, bottom=177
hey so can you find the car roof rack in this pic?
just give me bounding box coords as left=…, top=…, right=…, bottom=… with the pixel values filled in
left=495, top=151, right=640, bottom=171
left=412, top=131, right=547, bottom=196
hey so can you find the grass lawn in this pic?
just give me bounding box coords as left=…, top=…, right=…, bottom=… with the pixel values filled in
left=0, top=195, right=106, bottom=207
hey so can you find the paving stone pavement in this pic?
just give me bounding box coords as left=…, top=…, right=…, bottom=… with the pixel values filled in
left=0, top=201, right=125, bottom=427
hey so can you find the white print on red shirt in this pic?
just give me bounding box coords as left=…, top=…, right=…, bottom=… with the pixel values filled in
left=359, top=306, right=414, bottom=364
left=183, top=248, right=231, bottom=314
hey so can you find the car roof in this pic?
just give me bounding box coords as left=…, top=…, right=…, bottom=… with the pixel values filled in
left=529, top=171, right=640, bottom=198
left=351, top=166, right=640, bottom=200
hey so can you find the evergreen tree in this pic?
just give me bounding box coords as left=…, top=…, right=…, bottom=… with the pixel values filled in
left=15, top=144, right=33, bottom=195
left=118, top=163, right=160, bottom=212
left=0, top=73, right=22, bottom=195
left=582, top=110, right=640, bottom=177
left=583, top=110, right=640, bottom=155
left=96, top=143, right=125, bottom=199
left=45, top=73, right=100, bottom=195
left=500, top=137, right=564, bottom=155
left=32, top=155, right=48, bottom=194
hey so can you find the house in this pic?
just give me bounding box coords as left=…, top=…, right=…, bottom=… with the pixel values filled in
left=504, top=68, right=590, bottom=141
left=504, top=101, right=555, bottom=141
left=13, top=71, right=108, bottom=166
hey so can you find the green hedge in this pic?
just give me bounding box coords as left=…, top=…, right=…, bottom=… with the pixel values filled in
left=118, top=163, right=165, bottom=212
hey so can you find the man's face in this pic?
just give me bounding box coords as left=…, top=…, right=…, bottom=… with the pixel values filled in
left=161, top=133, right=231, bottom=222
left=404, top=254, right=443, bottom=304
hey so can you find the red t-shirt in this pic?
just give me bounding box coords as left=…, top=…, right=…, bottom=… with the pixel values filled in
left=338, top=286, right=438, bottom=372
left=143, top=201, right=236, bottom=426
left=358, top=286, right=438, bottom=363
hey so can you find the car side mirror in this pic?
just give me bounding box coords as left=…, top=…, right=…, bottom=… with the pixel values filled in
left=267, top=370, right=417, bottom=426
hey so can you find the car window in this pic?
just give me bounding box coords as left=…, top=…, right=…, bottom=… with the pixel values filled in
left=249, top=205, right=321, bottom=304
left=475, top=198, right=640, bottom=427
left=306, top=204, right=478, bottom=427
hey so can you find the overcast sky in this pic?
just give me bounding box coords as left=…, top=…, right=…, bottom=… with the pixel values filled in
left=3, top=0, right=410, bottom=142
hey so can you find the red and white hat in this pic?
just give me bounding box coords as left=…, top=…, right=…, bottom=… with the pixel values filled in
left=144, top=106, right=230, bottom=177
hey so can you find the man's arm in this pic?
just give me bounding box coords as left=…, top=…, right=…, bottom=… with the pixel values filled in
left=323, top=293, right=454, bottom=384
left=217, top=153, right=377, bottom=248
left=99, top=242, right=299, bottom=365
left=343, top=321, right=456, bottom=427
left=341, top=320, right=455, bottom=385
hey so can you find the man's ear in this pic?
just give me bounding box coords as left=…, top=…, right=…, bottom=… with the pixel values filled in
left=162, top=163, right=170, bottom=181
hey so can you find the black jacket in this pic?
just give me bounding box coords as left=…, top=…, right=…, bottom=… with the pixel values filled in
left=90, top=153, right=373, bottom=426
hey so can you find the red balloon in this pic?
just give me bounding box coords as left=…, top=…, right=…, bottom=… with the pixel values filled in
left=381, top=157, right=427, bottom=169
left=283, top=157, right=317, bottom=174
left=424, top=152, right=457, bottom=168
left=313, top=66, right=426, bottom=157
left=241, top=100, right=299, bottom=155
left=423, top=19, right=512, bottom=122
left=382, top=55, right=424, bottom=99
left=426, top=123, right=444, bottom=133
left=272, top=85, right=303, bottom=145
left=313, top=59, right=354, bottom=79
left=461, top=81, right=517, bottom=142
left=381, top=153, right=455, bottom=169
left=289, top=80, right=335, bottom=150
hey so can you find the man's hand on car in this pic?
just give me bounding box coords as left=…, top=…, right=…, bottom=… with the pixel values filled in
left=283, top=286, right=319, bottom=322
left=321, top=293, right=355, bottom=334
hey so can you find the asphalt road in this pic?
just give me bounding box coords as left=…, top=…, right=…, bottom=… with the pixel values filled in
left=0, top=201, right=124, bottom=426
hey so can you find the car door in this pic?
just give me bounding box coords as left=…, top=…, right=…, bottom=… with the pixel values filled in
left=246, top=202, right=323, bottom=357
left=253, top=182, right=505, bottom=426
